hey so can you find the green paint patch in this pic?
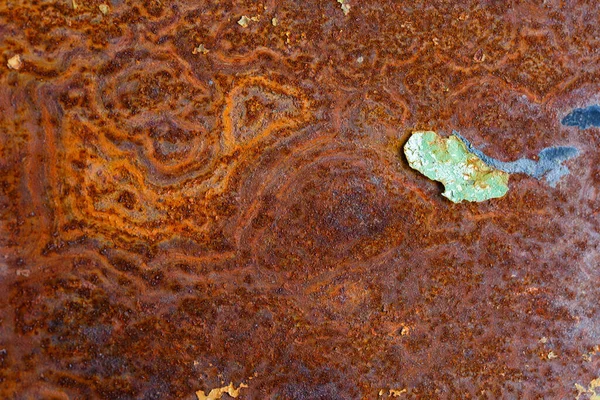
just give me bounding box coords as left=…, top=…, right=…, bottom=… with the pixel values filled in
left=404, top=131, right=509, bottom=203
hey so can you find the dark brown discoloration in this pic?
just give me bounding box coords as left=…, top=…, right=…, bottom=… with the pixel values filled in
left=1, top=1, right=599, bottom=399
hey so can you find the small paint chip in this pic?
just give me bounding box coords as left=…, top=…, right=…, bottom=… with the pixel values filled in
left=7, top=54, right=22, bottom=70
left=357, top=56, right=364, bottom=63
left=196, top=382, right=248, bottom=400
left=99, top=4, right=110, bottom=15
left=272, top=17, right=278, bottom=26
left=404, top=131, right=509, bottom=203
left=337, top=0, right=351, bottom=15
left=16, top=269, right=30, bottom=277
left=237, top=16, right=250, bottom=27
left=389, top=388, right=408, bottom=397
left=193, top=44, right=209, bottom=55
left=575, top=377, right=600, bottom=400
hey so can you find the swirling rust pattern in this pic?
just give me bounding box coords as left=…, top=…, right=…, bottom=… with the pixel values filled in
left=1, top=1, right=599, bottom=399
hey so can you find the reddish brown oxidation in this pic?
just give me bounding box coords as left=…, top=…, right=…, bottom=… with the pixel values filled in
left=0, top=1, right=599, bottom=399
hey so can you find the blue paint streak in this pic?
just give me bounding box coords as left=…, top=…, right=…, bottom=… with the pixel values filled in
left=562, top=105, right=600, bottom=129
left=453, top=131, right=580, bottom=188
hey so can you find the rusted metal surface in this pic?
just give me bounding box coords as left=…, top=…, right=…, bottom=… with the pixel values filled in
left=0, top=1, right=599, bottom=399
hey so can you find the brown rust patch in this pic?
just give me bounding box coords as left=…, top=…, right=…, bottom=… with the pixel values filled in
left=0, top=1, right=599, bottom=399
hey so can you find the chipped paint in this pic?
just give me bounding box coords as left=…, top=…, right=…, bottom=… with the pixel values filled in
left=404, top=131, right=509, bottom=203
left=237, top=16, right=250, bottom=27
left=379, top=388, right=408, bottom=397
left=196, top=381, right=248, bottom=400
left=575, top=377, right=600, bottom=400
left=337, top=0, right=351, bottom=15
left=390, top=388, right=408, bottom=397
left=193, top=44, right=209, bottom=55
left=7, top=54, right=22, bottom=70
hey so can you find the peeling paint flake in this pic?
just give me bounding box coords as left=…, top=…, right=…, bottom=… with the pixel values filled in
left=582, top=345, right=600, bottom=362
left=575, top=377, right=600, bottom=400
left=196, top=381, right=248, bottom=400
left=237, top=16, right=250, bottom=27
left=337, top=0, right=351, bottom=15
left=193, top=44, right=209, bottom=55
left=378, top=387, right=408, bottom=397
left=404, top=131, right=509, bottom=203
left=389, top=388, right=408, bottom=397
left=7, top=54, right=22, bottom=70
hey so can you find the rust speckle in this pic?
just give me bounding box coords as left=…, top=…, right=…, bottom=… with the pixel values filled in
left=0, top=1, right=598, bottom=399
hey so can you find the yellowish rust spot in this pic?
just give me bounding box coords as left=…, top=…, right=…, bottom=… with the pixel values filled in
left=99, top=4, right=110, bottom=15
left=196, top=381, right=248, bottom=400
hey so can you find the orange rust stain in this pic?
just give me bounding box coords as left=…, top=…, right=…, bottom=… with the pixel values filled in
left=0, top=1, right=599, bottom=399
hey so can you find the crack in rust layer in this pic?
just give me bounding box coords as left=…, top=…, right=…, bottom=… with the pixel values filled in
left=0, top=1, right=599, bottom=399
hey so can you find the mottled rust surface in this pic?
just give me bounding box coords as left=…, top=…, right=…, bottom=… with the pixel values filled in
left=0, top=1, right=599, bottom=399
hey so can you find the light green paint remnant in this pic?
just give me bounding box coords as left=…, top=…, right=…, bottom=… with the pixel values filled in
left=404, top=131, right=509, bottom=203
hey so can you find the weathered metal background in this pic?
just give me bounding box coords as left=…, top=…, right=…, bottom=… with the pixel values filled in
left=0, top=0, right=599, bottom=398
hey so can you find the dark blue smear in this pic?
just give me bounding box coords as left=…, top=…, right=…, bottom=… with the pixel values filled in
left=453, top=132, right=580, bottom=188
left=562, top=105, right=600, bottom=129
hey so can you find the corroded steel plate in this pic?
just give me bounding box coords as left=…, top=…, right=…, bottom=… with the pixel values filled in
left=0, top=1, right=599, bottom=399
